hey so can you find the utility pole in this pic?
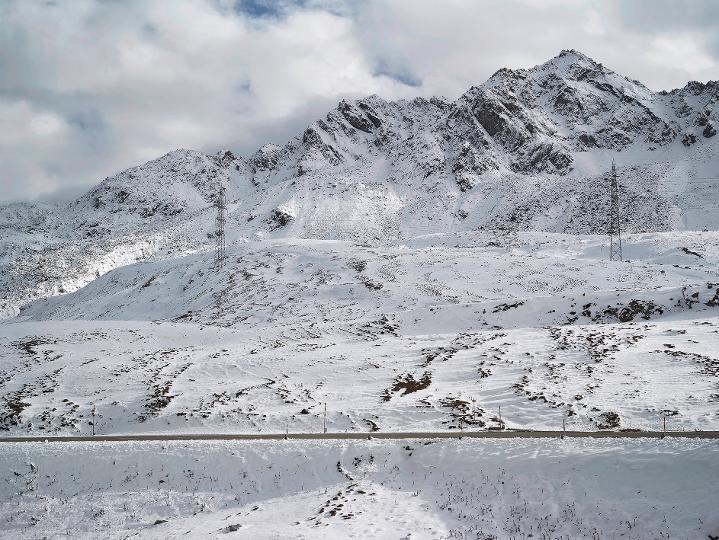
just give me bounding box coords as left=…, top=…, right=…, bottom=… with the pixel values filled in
left=472, top=398, right=477, bottom=430
left=608, top=159, right=623, bottom=262
left=214, top=183, right=226, bottom=271
left=323, top=403, right=327, bottom=434
left=91, top=404, right=96, bottom=436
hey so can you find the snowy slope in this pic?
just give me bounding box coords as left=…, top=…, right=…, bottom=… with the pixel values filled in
left=2, top=231, right=719, bottom=436
left=2, top=315, right=719, bottom=435
left=12, top=229, right=719, bottom=326
left=1, top=438, right=718, bottom=539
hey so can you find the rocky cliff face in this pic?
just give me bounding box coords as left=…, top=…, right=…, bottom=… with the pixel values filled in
left=222, top=49, right=718, bottom=240
left=1, top=50, right=718, bottom=316
left=242, top=49, right=715, bottom=191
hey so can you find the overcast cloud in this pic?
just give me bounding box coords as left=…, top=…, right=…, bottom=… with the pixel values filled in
left=1, top=0, right=717, bottom=203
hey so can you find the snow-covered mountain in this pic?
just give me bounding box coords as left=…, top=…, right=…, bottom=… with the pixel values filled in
left=3, top=49, right=719, bottom=437
left=5, top=48, right=719, bottom=540
left=2, top=50, right=717, bottom=317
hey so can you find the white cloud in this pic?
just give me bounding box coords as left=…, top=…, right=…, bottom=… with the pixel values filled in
left=0, top=100, right=68, bottom=143
left=348, top=0, right=719, bottom=96
left=0, top=0, right=717, bottom=203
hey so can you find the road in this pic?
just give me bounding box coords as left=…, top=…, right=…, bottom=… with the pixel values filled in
left=1, top=430, right=718, bottom=443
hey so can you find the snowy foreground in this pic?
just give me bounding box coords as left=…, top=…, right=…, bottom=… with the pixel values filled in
left=1, top=438, right=717, bottom=539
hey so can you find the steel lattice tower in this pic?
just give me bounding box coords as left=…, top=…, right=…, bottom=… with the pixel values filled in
left=214, top=184, right=226, bottom=270
left=608, top=160, right=623, bottom=262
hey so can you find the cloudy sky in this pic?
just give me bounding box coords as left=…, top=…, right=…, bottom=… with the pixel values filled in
left=1, top=0, right=718, bottom=203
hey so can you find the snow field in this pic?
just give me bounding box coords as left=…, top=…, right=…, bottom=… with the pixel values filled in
left=1, top=310, right=718, bottom=435
left=1, top=438, right=717, bottom=539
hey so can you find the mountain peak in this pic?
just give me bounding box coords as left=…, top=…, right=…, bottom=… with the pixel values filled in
left=557, top=49, right=595, bottom=62
left=484, top=50, right=602, bottom=88
left=539, top=49, right=603, bottom=74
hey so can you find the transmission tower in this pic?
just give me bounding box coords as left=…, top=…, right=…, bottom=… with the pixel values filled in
left=214, top=184, right=226, bottom=270
left=608, top=159, right=623, bottom=262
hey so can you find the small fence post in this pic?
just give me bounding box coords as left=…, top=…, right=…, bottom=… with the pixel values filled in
left=91, top=404, right=96, bottom=436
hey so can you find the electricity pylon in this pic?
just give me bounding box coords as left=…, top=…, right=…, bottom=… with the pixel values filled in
left=214, top=184, right=226, bottom=270
left=608, top=160, right=622, bottom=262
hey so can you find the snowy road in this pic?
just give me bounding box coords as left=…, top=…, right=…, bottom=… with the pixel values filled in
left=1, top=429, right=718, bottom=443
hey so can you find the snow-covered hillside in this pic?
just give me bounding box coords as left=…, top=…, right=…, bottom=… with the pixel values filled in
left=2, top=314, right=719, bottom=435
left=1, top=49, right=719, bottom=435
left=1, top=231, right=718, bottom=435
left=14, top=231, right=719, bottom=327
left=2, top=438, right=718, bottom=539
left=1, top=50, right=718, bottom=317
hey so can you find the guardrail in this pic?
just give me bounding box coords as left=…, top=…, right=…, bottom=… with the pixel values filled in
left=0, top=430, right=717, bottom=443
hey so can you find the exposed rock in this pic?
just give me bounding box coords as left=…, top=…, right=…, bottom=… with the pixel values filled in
left=270, top=206, right=295, bottom=228
left=597, top=411, right=621, bottom=429
left=577, top=133, right=598, bottom=149
left=338, top=100, right=375, bottom=133
left=452, top=141, right=497, bottom=188
left=513, top=141, right=573, bottom=174
left=301, top=126, right=343, bottom=167
left=216, top=149, right=236, bottom=167
left=252, top=144, right=282, bottom=171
